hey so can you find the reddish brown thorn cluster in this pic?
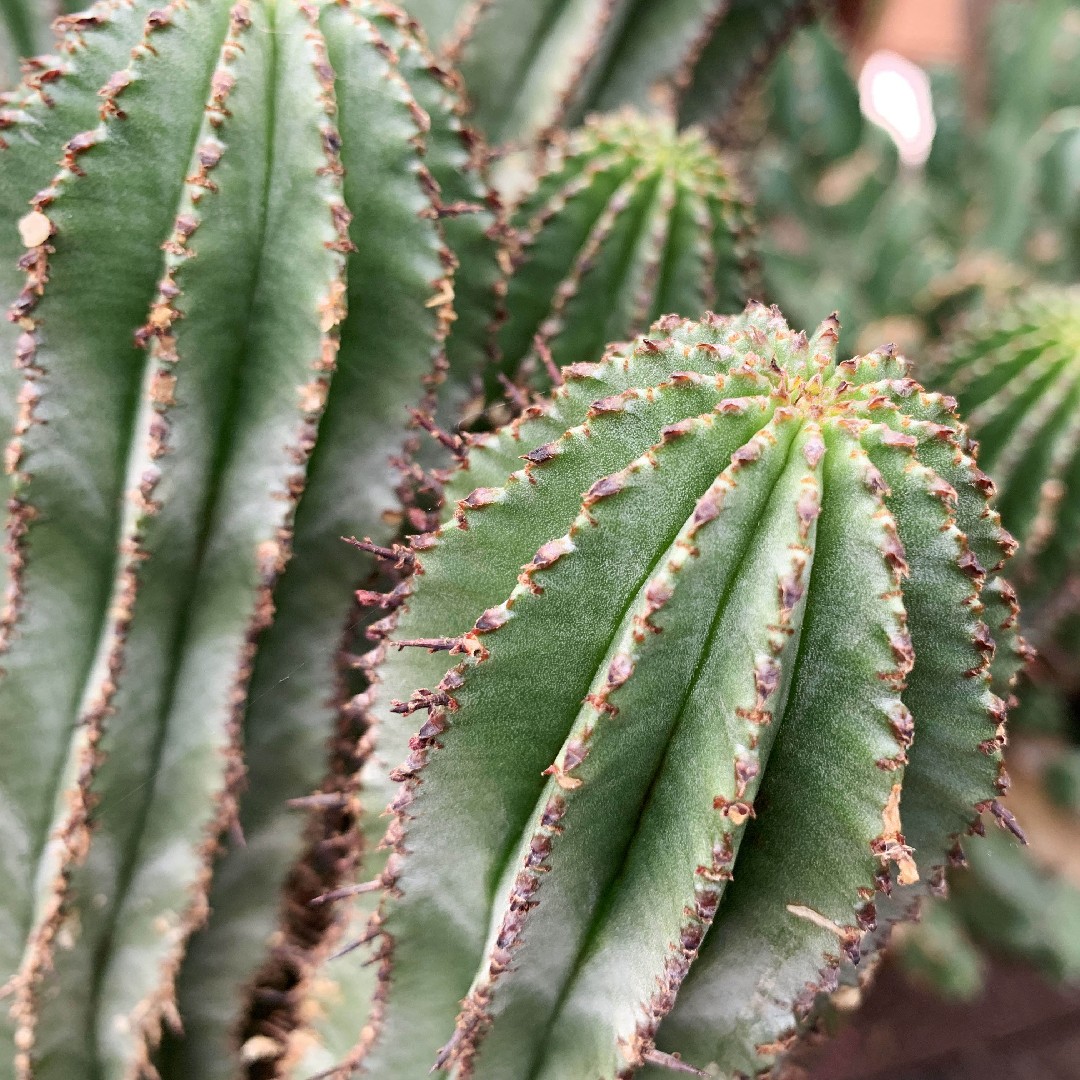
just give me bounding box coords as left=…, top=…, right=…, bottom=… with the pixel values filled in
left=342, top=535, right=415, bottom=573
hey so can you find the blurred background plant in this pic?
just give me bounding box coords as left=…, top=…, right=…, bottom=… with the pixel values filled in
left=755, top=0, right=1080, bottom=356
left=3, top=0, right=1080, bottom=1077
left=748, top=1, right=1080, bottom=1073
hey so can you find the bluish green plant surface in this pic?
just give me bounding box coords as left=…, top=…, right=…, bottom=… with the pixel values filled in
left=0, top=2, right=496, bottom=1077
left=292, top=304, right=1023, bottom=1079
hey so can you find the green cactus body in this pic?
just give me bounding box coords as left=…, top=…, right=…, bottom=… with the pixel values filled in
left=302, top=304, right=1022, bottom=1079
left=674, top=0, right=817, bottom=130
left=492, top=111, right=755, bottom=402
left=0, top=2, right=497, bottom=1077
left=402, top=0, right=816, bottom=146
left=925, top=287, right=1080, bottom=660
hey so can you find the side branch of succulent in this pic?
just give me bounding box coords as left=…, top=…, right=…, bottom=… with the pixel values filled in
left=489, top=110, right=756, bottom=401
left=404, top=0, right=822, bottom=145
left=924, top=286, right=1080, bottom=666
left=301, top=304, right=1024, bottom=1079
left=0, top=2, right=497, bottom=1077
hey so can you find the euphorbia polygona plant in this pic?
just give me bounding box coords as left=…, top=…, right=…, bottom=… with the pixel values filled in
left=402, top=0, right=819, bottom=145
left=493, top=110, right=756, bottom=394
left=298, top=304, right=1025, bottom=1079
left=0, top=1, right=498, bottom=1076
left=925, top=286, right=1080, bottom=664
left=0, top=1, right=1037, bottom=1079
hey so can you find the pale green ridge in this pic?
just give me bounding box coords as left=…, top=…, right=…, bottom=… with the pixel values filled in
left=0, top=0, right=157, bottom=953
left=653, top=425, right=906, bottom=1076
left=31, top=6, right=275, bottom=1076
left=0, top=2, right=237, bottom=1071
left=526, top=418, right=818, bottom=1080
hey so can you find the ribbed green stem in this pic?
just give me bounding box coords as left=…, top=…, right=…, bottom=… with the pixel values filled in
left=299, top=304, right=1022, bottom=1079
left=0, top=2, right=497, bottom=1076
left=925, top=286, right=1080, bottom=658
left=489, top=111, right=755, bottom=403
left=404, top=0, right=819, bottom=145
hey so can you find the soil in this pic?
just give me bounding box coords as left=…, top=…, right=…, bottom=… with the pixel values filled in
left=803, top=958, right=1080, bottom=1079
